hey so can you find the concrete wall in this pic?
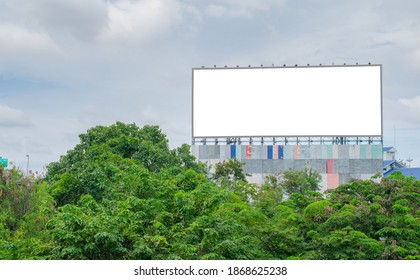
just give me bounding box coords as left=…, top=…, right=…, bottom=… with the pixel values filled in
left=192, top=144, right=383, bottom=191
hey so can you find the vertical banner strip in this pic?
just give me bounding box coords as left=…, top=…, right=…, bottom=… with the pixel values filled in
left=326, top=158, right=334, bottom=173
left=371, top=145, right=382, bottom=159
left=327, top=173, right=340, bottom=189
left=279, top=145, right=284, bottom=159
left=360, top=145, right=366, bottom=159
left=273, top=145, right=278, bottom=159
left=327, top=145, right=333, bottom=158
left=267, top=145, right=273, bottom=159
left=230, top=145, right=236, bottom=159
left=294, top=145, right=300, bottom=159
left=246, top=145, right=252, bottom=159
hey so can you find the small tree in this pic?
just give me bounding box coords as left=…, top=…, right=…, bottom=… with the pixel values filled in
left=279, top=168, right=321, bottom=196
left=212, top=159, right=247, bottom=183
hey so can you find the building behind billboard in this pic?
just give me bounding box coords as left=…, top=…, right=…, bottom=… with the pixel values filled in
left=192, top=64, right=383, bottom=190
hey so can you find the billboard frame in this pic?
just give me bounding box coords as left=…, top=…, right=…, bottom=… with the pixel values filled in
left=192, top=64, right=383, bottom=142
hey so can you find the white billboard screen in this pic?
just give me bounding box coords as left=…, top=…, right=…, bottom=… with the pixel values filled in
left=192, top=65, right=382, bottom=138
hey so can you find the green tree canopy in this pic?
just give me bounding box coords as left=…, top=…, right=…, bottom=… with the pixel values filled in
left=1, top=122, right=419, bottom=260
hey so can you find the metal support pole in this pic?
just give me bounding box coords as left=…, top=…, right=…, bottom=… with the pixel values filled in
left=26, top=154, right=29, bottom=176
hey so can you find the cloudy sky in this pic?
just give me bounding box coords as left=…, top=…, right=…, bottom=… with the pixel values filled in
left=1, top=0, right=420, bottom=172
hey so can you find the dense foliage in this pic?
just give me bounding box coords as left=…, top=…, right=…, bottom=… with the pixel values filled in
left=1, top=122, right=419, bottom=259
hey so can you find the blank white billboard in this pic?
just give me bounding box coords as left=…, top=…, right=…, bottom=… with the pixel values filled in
left=192, top=65, right=382, bottom=138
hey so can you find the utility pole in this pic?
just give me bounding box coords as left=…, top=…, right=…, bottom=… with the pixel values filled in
left=394, top=124, right=399, bottom=161
left=394, top=124, right=396, bottom=150
left=26, top=154, right=29, bottom=176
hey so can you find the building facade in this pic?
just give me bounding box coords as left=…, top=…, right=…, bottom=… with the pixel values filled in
left=192, top=138, right=383, bottom=192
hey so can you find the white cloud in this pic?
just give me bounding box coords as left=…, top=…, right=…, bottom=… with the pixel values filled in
left=204, top=0, right=285, bottom=18
left=383, top=96, right=420, bottom=126
left=399, top=96, right=420, bottom=109
left=0, top=134, right=24, bottom=154
left=140, top=104, right=160, bottom=124
left=0, top=104, right=33, bottom=127
left=78, top=105, right=102, bottom=126
left=205, top=5, right=229, bottom=18
left=0, top=0, right=184, bottom=45
left=26, top=0, right=109, bottom=41
left=0, top=24, right=60, bottom=55
left=415, top=48, right=420, bottom=68
left=101, top=0, right=182, bottom=42
left=0, top=0, right=108, bottom=42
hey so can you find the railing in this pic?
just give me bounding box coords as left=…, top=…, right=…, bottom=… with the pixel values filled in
left=192, top=136, right=383, bottom=146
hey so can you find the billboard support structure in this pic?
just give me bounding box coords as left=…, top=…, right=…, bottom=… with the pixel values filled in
left=192, top=136, right=383, bottom=146
left=191, top=64, right=383, bottom=188
left=192, top=64, right=382, bottom=143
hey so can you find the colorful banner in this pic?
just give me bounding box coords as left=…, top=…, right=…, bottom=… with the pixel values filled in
left=230, top=145, right=236, bottom=159
left=246, top=145, right=252, bottom=159
left=326, top=159, right=334, bottom=173
left=273, top=145, right=278, bottom=159
left=294, top=145, right=300, bottom=159
left=327, top=173, right=340, bottom=189
left=267, top=145, right=273, bottom=159
left=360, top=145, right=367, bottom=159
left=278, top=145, right=284, bottom=159
left=371, top=145, right=382, bottom=159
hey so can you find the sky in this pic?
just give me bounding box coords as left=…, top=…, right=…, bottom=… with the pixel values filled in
left=1, top=0, right=420, bottom=173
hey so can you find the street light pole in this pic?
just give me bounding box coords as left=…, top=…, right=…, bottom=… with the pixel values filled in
left=26, top=154, right=29, bottom=176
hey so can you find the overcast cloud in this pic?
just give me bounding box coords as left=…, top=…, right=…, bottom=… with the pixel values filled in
left=1, top=0, right=420, bottom=171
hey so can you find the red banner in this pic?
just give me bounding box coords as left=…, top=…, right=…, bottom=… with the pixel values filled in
left=246, top=145, right=252, bottom=159
left=326, top=159, right=334, bottom=173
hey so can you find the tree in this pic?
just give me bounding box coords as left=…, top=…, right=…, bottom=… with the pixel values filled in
left=324, top=175, right=420, bottom=259
left=45, top=122, right=205, bottom=206
left=212, top=158, right=247, bottom=183
left=254, top=175, right=284, bottom=217
left=278, top=168, right=321, bottom=196
left=305, top=226, right=384, bottom=259
left=0, top=166, right=55, bottom=259
left=3, top=122, right=419, bottom=260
